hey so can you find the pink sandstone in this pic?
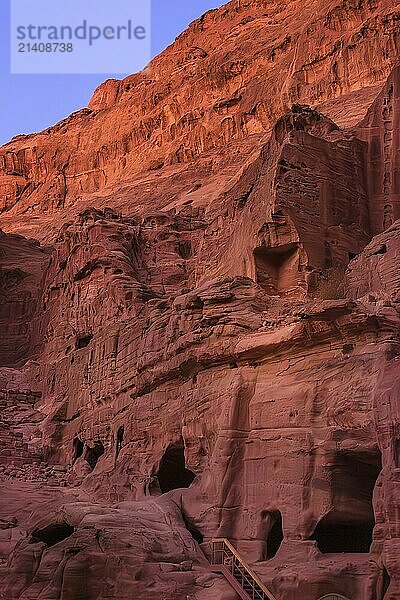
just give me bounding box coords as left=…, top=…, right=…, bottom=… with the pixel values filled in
left=0, top=1, right=399, bottom=599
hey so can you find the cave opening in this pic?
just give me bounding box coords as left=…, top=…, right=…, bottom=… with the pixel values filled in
left=342, top=343, right=355, bottom=355
left=260, top=510, right=284, bottom=559
left=157, top=438, right=196, bottom=493
left=73, top=437, right=84, bottom=462
left=253, top=243, right=299, bottom=295
left=116, top=426, right=124, bottom=458
left=76, top=333, right=93, bottom=349
left=311, top=450, right=382, bottom=553
left=85, top=441, right=105, bottom=470
left=31, top=522, right=74, bottom=547
left=373, top=244, right=387, bottom=256
left=311, top=516, right=373, bottom=553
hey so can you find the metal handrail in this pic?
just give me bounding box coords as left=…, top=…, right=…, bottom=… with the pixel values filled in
left=210, top=538, right=278, bottom=600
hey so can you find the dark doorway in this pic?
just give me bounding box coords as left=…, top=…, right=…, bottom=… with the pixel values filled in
left=267, top=511, right=284, bottom=558
left=157, top=438, right=196, bottom=493
left=73, top=437, right=84, bottom=462
left=253, top=243, right=299, bottom=295
left=85, top=441, right=105, bottom=470
left=31, top=523, right=74, bottom=547
left=311, top=450, right=382, bottom=553
left=116, top=426, right=124, bottom=458
left=311, top=515, right=374, bottom=553
left=260, top=511, right=284, bottom=559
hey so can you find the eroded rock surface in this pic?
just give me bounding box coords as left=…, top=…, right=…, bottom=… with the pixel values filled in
left=0, top=0, right=399, bottom=229
left=0, top=1, right=399, bottom=599
left=2, top=494, right=232, bottom=600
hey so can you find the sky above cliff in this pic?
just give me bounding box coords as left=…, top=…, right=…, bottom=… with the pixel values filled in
left=0, top=0, right=226, bottom=146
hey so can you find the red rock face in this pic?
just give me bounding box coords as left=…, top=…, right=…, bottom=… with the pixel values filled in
left=0, top=0, right=399, bottom=227
left=0, top=231, right=50, bottom=366
left=0, top=1, right=400, bottom=599
left=355, top=66, right=400, bottom=234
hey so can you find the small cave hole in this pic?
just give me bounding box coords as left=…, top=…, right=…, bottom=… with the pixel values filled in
left=253, top=243, right=299, bottom=296
left=310, top=450, right=382, bottom=553
left=76, top=333, right=93, bottom=350
left=73, top=437, right=84, bottom=462
left=373, top=244, right=387, bottom=256
left=342, top=343, right=355, bottom=355
left=73, top=261, right=96, bottom=282
left=260, top=510, right=284, bottom=559
left=116, top=426, right=124, bottom=458
left=191, top=297, right=204, bottom=310
left=85, top=441, right=105, bottom=470
left=31, top=522, right=74, bottom=547
left=157, top=438, right=196, bottom=493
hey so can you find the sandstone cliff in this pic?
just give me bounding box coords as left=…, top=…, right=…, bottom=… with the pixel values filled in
left=0, top=1, right=400, bottom=599
left=1, top=0, right=399, bottom=230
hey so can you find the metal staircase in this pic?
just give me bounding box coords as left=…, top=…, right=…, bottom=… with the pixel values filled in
left=209, top=538, right=278, bottom=600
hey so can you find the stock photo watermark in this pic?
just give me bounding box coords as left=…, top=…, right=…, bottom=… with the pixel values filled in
left=10, top=0, right=151, bottom=74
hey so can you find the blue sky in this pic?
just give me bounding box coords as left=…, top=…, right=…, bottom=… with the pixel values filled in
left=0, top=1, right=226, bottom=145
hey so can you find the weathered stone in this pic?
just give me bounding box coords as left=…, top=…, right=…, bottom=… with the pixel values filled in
left=0, top=1, right=399, bottom=599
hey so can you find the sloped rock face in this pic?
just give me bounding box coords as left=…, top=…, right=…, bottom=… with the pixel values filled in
left=346, top=220, right=400, bottom=301
left=2, top=495, right=230, bottom=600
left=0, top=0, right=399, bottom=223
left=0, top=1, right=400, bottom=599
left=0, top=231, right=50, bottom=366
left=355, top=66, right=400, bottom=234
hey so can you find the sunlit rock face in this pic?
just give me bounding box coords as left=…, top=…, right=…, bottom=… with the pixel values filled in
left=0, top=1, right=400, bottom=599
left=0, top=0, right=399, bottom=230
